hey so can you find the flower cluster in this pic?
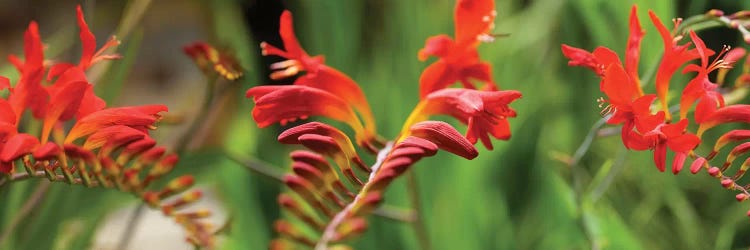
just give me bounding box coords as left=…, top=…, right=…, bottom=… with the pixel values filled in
left=562, top=6, right=750, bottom=217
left=246, top=0, right=521, bottom=248
left=0, top=6, right=215, bottom=247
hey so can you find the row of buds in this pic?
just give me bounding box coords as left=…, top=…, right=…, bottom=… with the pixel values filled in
left=270, top=122, right=379, bottom=248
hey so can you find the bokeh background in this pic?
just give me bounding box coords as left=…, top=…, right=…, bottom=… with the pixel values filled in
left=1, top=0, right=750, bottom=249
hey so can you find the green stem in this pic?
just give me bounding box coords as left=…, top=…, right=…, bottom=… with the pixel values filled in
left=406, top=170, right=431, bottom=250
left=174, top=76, right=219, bottom=154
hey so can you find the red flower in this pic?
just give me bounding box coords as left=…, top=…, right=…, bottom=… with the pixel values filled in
left=417, top=0, right=498, bottom=97
left=649, top=10, right=701, bottom=119
left=627, top=115, right=700, bottom=173
left=7, top=21, right=48, bottom=120
left=561, top=6, right=645, bottom=95
left=599, top=63, right=655, bottom=147
left=403, top=88, right=521, bottom=150
left=260, top=10, right=376, bottom=136
left=48, top=5, right=121, bottom=78
left=679, top=31, right=729, bottom=123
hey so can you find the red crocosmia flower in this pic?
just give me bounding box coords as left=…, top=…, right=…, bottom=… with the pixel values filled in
left=560, top=45, right=621, bottom=77
left=417, top=0, right=498, bottom=97
left=598, top=63, right=654, bottom=147
left=627, top=115, right=701, bottom=173
left=48, top=5, right=120, bottom=80
left=404, top=88, right=521, bottom=150
left=561, top=6, right=645, bottom=95
left=65, top=105, right=168, bottom=143
left=260, top=10, right=376, bottom=136
left=649, top=10, right=700, bottom=119
left=679, top=31, right=728, bottom=123
left=8, top=21, right=48, bottom=120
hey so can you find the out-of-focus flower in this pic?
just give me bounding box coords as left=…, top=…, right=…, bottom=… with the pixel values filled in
left=418, top=0, right=499, bottom=97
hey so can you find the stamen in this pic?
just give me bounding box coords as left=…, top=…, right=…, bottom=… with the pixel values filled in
left=671, top=18, right=684, bottom=36
left=597, top=97, right=615, bottom=117
left=269, top=59, right=302, bottom=80
left=709, top=45, right=734, bottom=72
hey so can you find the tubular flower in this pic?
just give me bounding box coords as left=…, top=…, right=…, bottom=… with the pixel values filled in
left=679, top=31, right=732, bottom=123
left=649, top=10, right=700, bottom=119
left=599, top=63, right=654, bottom=148
left=259, top=10, right=377, bottom=138
left=48, top=5, right=121, bottom=78
left=7, top=21, right=48, bottom=119
left=403, top=88, right=521, bottom=150
left=418, top=0, right=498, bottom=97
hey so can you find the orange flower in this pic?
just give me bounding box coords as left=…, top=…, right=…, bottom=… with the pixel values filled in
left=7, top=21, right=48, bottom=119
left=418, top=0, right=498, bottom=97
left=246, top=85, right=372, bottom=145
left=679, top=31, right=730, bottom=123
left=48, top=5, right=121, bottom=78
left=260, top=10, right=376, bottom=136
left=649, top=10, right=701, bottom=119
left=561, top=6, right=645, bottom=95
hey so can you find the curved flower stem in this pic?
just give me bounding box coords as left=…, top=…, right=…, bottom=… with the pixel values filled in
left=116, top=204, right=145, bottom=250
left=174, top=76, right=220, bottom=154
left=224, top=151, right=285, bottom=182
left=569, top=117, right=608, bottom=167
left=0, top=181, right=51, bottom=243
left=406, top=170, right=431, bottom=250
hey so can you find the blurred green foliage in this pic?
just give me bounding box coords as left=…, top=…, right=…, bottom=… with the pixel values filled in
left=2, top=0, right=750, bottom=249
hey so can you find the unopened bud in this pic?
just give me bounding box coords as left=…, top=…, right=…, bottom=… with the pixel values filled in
left=709, top=167, right=722, bottom=177
left=162, top=190, right=203, bottom=215
left=736, top=193, right=748, bottom=202
left=334, top=217, right=367, bottom=242
left=721, top=179, right=735, bottom=188
left=706, top=9, right=724, bottom=17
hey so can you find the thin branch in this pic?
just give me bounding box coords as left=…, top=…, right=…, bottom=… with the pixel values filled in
left=224, top=151, right=284, bottom=182
left=569, top=117, right=608, bottom=167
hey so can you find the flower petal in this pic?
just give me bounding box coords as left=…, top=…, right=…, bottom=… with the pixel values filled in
left=1, top=133, right=39, bottom=162
left=454, top=0, right=495, bottom=45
